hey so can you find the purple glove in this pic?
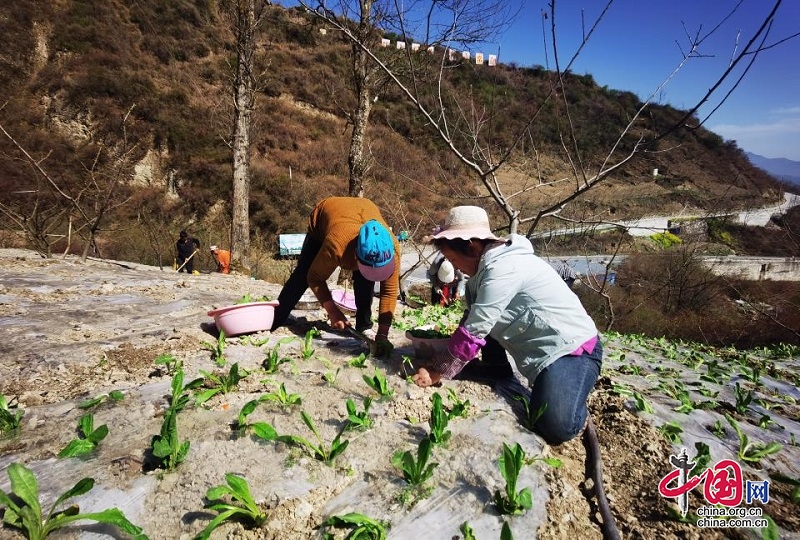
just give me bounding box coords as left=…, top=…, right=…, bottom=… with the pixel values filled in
left=448, top=324, right=486, bottom=362
left=429, top=325, right=486, bottom=380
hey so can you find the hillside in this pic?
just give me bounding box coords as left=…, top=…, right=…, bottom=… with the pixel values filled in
left=0, top=1, right=785, bottom=266
left=747, top=152, right=800, bottom=189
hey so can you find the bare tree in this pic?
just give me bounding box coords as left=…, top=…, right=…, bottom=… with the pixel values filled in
left=220, top=0, right=272, bottom=272
left=0, top=107, right=139, bottom=261
left=302, top=1, right=797, bottom=238
left=304, top=0, right=517, bottom=198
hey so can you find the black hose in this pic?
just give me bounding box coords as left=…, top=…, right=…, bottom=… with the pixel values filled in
left=584, top=416, right=622, bottom=540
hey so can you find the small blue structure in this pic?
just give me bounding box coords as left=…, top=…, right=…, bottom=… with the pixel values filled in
left=278, top=233, right=306, bottom=257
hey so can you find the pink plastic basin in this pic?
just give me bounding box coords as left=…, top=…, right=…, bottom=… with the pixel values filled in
left=207, top=301, right=279, bottom=337
left=331, top=289, right=357, bottom=312
left=405, top=326, right=451, bottom=360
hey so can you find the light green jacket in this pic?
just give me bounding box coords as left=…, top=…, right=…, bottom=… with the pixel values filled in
left=463, top=234, right=598, bottom=382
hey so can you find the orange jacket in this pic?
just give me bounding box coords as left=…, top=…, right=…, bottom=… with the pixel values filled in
left=212, top=249, right=231, bottom=274
left=306, top=197, right=400, bottom=329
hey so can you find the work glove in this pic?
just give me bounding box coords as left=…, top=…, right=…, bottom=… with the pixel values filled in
left=370, top=335, right=394, bottom=358
left=448, top=324, right=486, bottom=362
left=428, top=324, right=486, bottom=380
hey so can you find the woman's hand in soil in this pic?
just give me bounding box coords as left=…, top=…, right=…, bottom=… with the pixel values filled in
left=413, top=367, right=442, bottom=387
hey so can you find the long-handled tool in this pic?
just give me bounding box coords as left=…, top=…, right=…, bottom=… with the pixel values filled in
left=175, top=249, right=199, bottom=273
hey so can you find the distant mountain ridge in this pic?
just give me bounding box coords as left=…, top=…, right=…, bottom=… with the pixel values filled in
left=746, top=152, right=800, bottom=187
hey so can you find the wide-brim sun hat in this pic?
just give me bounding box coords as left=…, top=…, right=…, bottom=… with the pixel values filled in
left=356, top=219, right=396, bottom=282
left=429, top=205, right=500, bottom=242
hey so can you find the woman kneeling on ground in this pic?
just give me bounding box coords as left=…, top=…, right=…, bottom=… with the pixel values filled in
left=412, top=206, right=603, bottom=445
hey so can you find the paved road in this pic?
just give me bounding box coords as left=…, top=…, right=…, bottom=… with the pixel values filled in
left=532, top=192, right=800, bottom=238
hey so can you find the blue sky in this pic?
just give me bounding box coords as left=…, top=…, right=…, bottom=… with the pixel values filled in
left=475, top=0, right=800, bottom=161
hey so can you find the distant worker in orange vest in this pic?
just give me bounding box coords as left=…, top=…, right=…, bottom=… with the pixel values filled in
left=209, top=245, right=231, bottom=274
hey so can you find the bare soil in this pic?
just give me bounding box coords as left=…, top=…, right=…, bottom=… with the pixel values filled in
left=0, top=249, right=797, bottom=540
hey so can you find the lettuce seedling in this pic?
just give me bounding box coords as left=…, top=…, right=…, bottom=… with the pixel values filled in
left=194, top=473, right=268, bottom=540
left=345, top=397, right=373, bottom=431
left=460, top=522, right=476, bottom=540
left=363, top=368, right=393, bottom=400
left=322, top=368, right=341, bottom=386
left=657, top=421, right=683, bottom=444
left=445, top=388, right=470, bottom=419
left=195, top=363, right=248, bottom=406
left=202, top=330, right=227, bottom=367
left=348, top=353, right=368, bottom=368
left=77, top=390, right=124, bottom=410
left=0, top=392, right=23, bottom=434
left=234, top=399, right=281, bottom=440
left=154, top=353, right=182, bottom=376
left=148, top=369, right=199, bottom=470
left=427, top=393, right=451, bottom=446
left=493, top=442, right=533, bottom=515
left=150, top=408, right=189, bottom=471
left=262, top=337, right=295, bottom=373
left=275, top=411, right=349, bottom=465
left=321, top=512, right=388, bottom=539
left=0, top=462, right=149, bottom=540
left=733, top=382, right=753, bottom=414
left=392, top=437, right=438, bottom=486
left=512, top=395, right=547, bottom=431
left=58, top=413, right=108, bottom=458
left=260, top=383, right=302, bottom=408
left=302, top=328, right=321, bottom=360
left=726, top=414, right=782, bottom=464
left=501, top=521, right=515, bottom=540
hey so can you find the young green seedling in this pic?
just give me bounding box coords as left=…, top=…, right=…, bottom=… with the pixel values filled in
left=512, top=394, right=547, bottom=431
left=708, top=419, right=726, bottom=439
left=58, top=413, right=108, bottom=458
left=234, top=400, right=279, bottom=440
left=726, top=414, right=782, bottom=464
left=427, top=393, right=451, bottom=446
left=322, top=368, right=341, bottom=386
left=400, top=355, right=415, bottom=380
left=262, top=337, right=296, bottom=373
left=392, top=437, right=438, bottom=486
left=154, top=353, right=182, bottom=376
left=445, top=388, right=471, bottom=419
left=501, top=521, right=515, bottom=540
left=195, top=363, right=248, bottom=406
left=275, top=411, right=349, bottom=465
left=657, top=421, right=684, bottom=444
left=525, top=454, right=563, bottom=469
left=633, top=391, right=655, bottom=414
left=460, top=521, right=476, bottom=540
left=689, top=442, right=711, bottom=478
left=260, top=383, right=302, bottom=408
left=194, top=473, right=268, bottom=540
left=0, top=462, right=148, bottom=540
left=321, top=512, right=388, bottom=539
left=77, top=390, right=125, bottom=410
left=493, top=442, right=533, bottom=515
left=202, top=330, right=227, bottom=367
left=148, top=369, right=200, bottom=471
left=733, top=382, right=753, bottom=414
left=363, top=368, right=394, bottom=400
left=0, top=392, right=24, bottom=434
left=302, top=328, right=321, bottom=360
left=345, top=397, right=373, bottom=431
left=348, top=353, right=368, bottom=368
